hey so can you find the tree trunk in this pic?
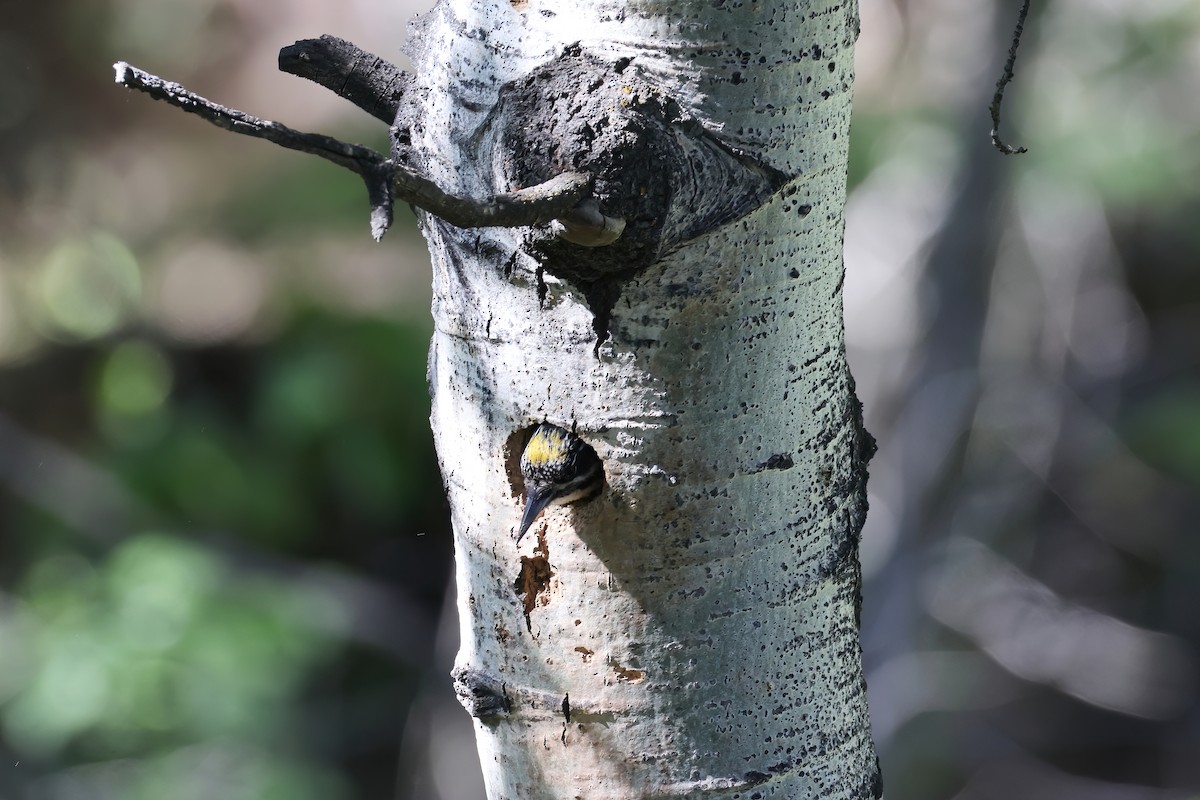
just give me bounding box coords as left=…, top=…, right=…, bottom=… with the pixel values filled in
left=401, top=0, right=880, bottom=796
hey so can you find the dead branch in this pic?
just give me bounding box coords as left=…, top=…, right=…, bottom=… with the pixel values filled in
left=113, top=57, right=619, bottom=243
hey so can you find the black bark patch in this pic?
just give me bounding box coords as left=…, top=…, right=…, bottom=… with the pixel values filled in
left=754, top=453, right=795, bottom=473
left=819, top=381, right=877, bottom=628
left=743, top=770, right=770, bottom=786
left=495, top=45, right=790, bottom=343
left=451, top=666, right=511, bottom=719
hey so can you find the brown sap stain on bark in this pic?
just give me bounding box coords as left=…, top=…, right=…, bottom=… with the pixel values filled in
left=513, top=532, right=553, bottom=633
left=611, top=662, right=646, bottom=684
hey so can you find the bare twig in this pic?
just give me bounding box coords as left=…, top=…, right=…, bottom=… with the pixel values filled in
left=989, top=0, right=1031, bottom=156
left=278, top=35, right=409, bottom=124
left=113, top=61, right=608, bottom=242
left=113, top=62, right=387, bottom=177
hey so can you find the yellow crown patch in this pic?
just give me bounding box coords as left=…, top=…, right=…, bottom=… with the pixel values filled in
left=523, top=426, right=569, bottom=467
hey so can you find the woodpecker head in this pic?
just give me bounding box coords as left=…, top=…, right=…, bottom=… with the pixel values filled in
left=517, top=423, right=604, bottom=543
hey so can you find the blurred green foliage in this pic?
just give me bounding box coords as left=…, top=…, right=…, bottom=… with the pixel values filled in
left=4, top=533, right=351, bottom=795
left=36, top=233, right=142, bottom=342
left=1, top=306, right=444, bottom=797
left=1124, top=384, right=1200, bottom=489
left=0, top=4, right=449, bottom=783
left=97, top=314, right=437, bottom=548
left=13, top=537, right=311, bottom=747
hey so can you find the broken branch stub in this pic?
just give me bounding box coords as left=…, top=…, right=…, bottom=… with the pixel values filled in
left=114, top=38, right=787, bottom=330
left=278, top=35, right=410, bottom=124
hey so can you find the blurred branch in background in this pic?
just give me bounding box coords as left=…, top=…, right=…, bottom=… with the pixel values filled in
left=0, top=0, right=1198, bottom=799
left=926, top=541, right=1194, bottom=720
left=847, top=0, right=1200, bottom=797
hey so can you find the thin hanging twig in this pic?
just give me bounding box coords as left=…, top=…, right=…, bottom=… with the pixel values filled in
left=989, top=0, right=1031, bottom=156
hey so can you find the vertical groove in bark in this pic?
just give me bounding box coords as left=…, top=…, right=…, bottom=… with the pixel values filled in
left=405, top=0, right=879, bottom=796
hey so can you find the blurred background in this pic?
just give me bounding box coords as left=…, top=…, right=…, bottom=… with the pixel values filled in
left=0, top=0, right=1196, bottom=798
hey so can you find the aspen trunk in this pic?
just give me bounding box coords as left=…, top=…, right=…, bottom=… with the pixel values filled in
left=402, top=0, right=880, bottom=796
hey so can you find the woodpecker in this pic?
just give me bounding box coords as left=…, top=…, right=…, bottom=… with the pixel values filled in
left=517, top=423, right=604, bottom=543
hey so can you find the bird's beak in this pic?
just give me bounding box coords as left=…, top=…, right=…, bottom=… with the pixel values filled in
left=516, top=487, right=554, bottom=544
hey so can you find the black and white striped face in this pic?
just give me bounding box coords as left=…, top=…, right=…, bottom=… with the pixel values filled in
left=517, top=423, right=604, bottom=543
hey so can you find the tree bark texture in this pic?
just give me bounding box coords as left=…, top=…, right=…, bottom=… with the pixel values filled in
left=401, top=0, right=880, bottom=797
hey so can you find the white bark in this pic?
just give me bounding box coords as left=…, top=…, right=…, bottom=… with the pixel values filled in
left=406, top=0, right=879, bottom=797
